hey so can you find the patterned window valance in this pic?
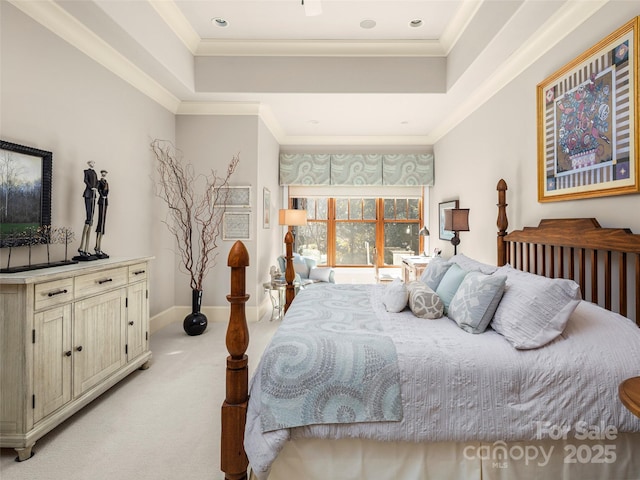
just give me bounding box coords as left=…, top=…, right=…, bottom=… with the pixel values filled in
left=279, top=153, right=434, bottom=186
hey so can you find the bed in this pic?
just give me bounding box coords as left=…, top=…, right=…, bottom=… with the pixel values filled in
left=221, top=179, right=640, bottom=480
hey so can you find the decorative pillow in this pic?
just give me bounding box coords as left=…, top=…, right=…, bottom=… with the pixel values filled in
left=309, top=267, right=332, bottom=283
left=406, top=281, right=444, bottom=319
left=293, top=261, right=310, bottom=278
left=382, top=278, right=409, bottom=313
left=491, top=265, right=581, bottom=349
left=450, top=254, right=498, bottom=275
left=435, top=263, right=468, bottom=314
left=419, top=256, right=452, bottom=290
left=448, top=272, right=507, bottom=334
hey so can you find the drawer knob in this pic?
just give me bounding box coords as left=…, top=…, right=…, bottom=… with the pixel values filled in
left=76, top=346, right=83, bottom=352
left=129, top=321, right=134, bottom=326
left=64, top=351, right=72, bottom=357
left=47, top=289, right=68, bottom=297
left=97, top=278, right=113, bottom=285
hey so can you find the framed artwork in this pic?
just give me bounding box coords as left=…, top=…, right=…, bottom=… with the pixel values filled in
left=438, top=200, right=458, bottom=241
left=217, top=186, right=251, bottom=208
left=537, top=16, right=639, bottom=202
left=223, top=212, right=251, bottom=241
left=263, top=187, right=271, bottom=229
left=0, top=140, right=53, bottom=247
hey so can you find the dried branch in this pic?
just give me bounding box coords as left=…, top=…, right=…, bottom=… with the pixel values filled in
left=151, top=139, right=239, bottom=291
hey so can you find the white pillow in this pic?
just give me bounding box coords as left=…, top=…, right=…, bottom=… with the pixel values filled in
left=382, top=278, right=409, bottom=313
left=448, top=272, right=506, bottom=334
left=450, top=254, right=498, bottom=275
left=309, top=267, right=332, bottom=283
left=490, top=265, right=581, bottom=349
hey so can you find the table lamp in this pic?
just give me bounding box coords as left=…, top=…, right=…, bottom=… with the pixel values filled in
left=279, top=209, right=307, bottom=312
left=444, top=208, right=470, bottom=255
left=419, top=226, right=430, bottom=256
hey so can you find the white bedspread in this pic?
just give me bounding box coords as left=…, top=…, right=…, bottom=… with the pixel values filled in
left=245, top=284, right=640, bottom=479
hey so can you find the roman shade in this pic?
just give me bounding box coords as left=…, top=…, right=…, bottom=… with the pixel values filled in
left=279, top=153, right=434, bottom=186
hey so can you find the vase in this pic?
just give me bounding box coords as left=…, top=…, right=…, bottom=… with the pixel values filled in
left=183, top=289, right=208, bottom=336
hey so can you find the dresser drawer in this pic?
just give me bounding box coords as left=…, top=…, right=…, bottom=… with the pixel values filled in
left=128, top=263, right=148, bottom=282
left=34, top=278, right=74, bottom=310
left=75, top=267, right=128, bottom=298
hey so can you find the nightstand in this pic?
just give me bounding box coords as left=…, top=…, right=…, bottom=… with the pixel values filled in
left=402, top=256, right=430, bottom=283
left=263, top=282, right=286, bottom=321
left=619, top=377, right=640, bottom=418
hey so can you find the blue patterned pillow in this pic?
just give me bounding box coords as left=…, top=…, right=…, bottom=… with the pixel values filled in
left=419, top=256, right=452, bottom=290
left=435, top=263, right=468, bottom=314
left=448, top=272, right=507, bottom=334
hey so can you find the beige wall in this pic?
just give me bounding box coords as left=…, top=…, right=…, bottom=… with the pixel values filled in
left=431, top=2, right=640, bottom=266
left=0, top=2, right=177, bottom=315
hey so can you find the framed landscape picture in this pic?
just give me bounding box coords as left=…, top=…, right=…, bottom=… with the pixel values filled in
left=537, top=16, right=639, bottom=202
left=0, top=140, right=53, bottom=247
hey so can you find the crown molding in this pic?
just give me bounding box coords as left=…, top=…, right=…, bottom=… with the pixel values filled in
left=439, top=0, right=485, bottom=54
left=148, top=0, right=200, bottom=54
left=9, top=0, right=181, bottom=113
left=195, top=39, right=445, bottom=57
left=425, top=0, right=610, bottom=143
left=277, top=135, right=431, bottom=146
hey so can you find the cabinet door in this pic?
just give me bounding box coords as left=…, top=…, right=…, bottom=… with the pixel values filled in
left=33, top=305, right=72, bottom=424
left=73, top=288, right=126, bottom=397
left=126, top=281, right=148, bottom=361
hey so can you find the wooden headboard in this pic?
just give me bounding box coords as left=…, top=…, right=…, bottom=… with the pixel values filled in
left=497, top=179, right=640, bottom=324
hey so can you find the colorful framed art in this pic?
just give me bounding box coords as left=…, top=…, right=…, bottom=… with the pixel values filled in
left=537, top=16, right=639, bottom=202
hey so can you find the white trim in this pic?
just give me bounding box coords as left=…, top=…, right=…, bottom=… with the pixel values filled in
left=148, top=0, right=200, bottom=54
left=9, top=0, right=180, bottom=113
left=196, top=39, right=445, bottom=57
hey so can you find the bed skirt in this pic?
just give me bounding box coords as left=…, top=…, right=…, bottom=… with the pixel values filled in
left=251, top=433, right=640, bottom=480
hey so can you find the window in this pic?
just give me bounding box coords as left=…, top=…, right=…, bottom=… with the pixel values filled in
left=291, top=196, right=423, bottom=267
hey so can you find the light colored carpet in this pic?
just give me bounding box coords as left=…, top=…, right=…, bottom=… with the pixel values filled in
left=0, top=316, right=279, bottom=480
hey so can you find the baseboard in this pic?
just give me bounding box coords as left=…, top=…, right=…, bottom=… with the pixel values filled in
left=150, top=300, right=271, bottom=334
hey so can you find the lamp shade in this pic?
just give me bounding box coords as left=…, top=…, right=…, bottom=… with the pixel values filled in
left=419, top=226, right=430, bottom=236
left=444, top=209, right=470, bottom=232
left=279, top=209, right=307, bottom=226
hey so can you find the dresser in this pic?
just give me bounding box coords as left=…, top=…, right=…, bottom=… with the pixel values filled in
left=402, top=256, right=431, bottom=283
left=0, top=257, right=152, bottom=461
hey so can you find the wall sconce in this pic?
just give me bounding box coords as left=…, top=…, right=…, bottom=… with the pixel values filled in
left=279, top=209, right=307, bottom=312
left=444, top=208, right=470, bottom=255
left=419, top=226, right=430, bottom=256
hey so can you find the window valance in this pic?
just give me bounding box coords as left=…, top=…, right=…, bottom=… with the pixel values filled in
left=279, top=153, right=434, bottom=186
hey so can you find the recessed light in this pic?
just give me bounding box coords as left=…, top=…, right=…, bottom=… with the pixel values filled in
left=360, top=19, right=376, bottom=29
left=409, top=19, right=423, bottom=28
left=308, top=120, right=319, bottom=125
left=212, top=17, right=228, bottom=27
left=400, top=121, right=409, bottom=125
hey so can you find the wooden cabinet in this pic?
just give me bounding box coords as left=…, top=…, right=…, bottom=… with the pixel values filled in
left=0, top=257, right=152, bottom=461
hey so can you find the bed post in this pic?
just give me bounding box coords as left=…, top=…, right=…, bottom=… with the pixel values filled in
left=222, top=241, right=250, bottom=480
left=497, top=179, right=508, bottom=266
left=284, top=229, right=295, bottom=313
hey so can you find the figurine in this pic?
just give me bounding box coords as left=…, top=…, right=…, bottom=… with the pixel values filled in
left=77, top=160, right=98, bottom=257
left=94, top=169, right=109, bottom=258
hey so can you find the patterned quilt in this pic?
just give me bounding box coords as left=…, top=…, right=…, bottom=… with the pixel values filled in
left=258, top=284, right=402, bottom=432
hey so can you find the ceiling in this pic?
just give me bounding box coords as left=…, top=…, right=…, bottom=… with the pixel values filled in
left=10, top=0, right=609, bottom=145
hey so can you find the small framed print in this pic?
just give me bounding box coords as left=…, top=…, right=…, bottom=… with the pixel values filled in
left=223, top=212, right=251, bottom=240
left=218, top=186, right=251, bottom=208
left=263, top=187, right=271, bottom=229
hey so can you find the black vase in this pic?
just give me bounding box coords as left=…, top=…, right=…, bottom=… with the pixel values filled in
left=183, top=289, right=208, bottom=336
